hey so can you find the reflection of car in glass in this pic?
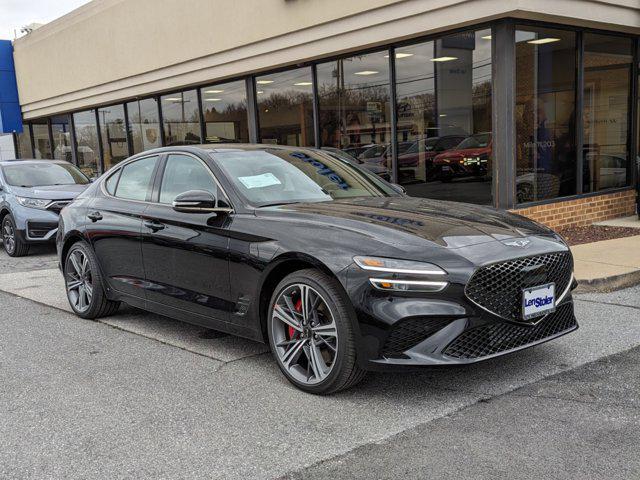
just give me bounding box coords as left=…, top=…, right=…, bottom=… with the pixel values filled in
left=0, top=160, right=90, bottom=257
left=357, top=142, right=415, bottom=179
left=58, top=144, right=577, bottom=394
left=397, top=135, right=467, bottom=182
left=433, top=133, right=492, bottom=182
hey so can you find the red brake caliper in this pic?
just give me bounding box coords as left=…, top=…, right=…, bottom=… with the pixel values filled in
left=289, top=298, right=303, bottom=339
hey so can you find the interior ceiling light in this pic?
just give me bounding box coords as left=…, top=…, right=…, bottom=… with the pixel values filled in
left=294, top=82, right=313, bottom=86
left=256, top=80, right=274, bottom=84
left=527, top=38, right=561, bottom=45
left=205, top=89, right=224, bottom=94
left=354, top=70, right=379, bottom=76
left=205, top=98, right=221, bottom=102
left=256, top=90, right=264, bottom=94
left=430, top=56, right=458, bottom=62
left=384, top=52, right=414, bottom=59
left=163, top=97, right=182, bottom=101
left=481, top=35, right=492, bottom=40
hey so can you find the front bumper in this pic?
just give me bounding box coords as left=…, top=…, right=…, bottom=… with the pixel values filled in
left=11, top=204, right=61, bottom=244
left=346, top=249, right=578, bottom=371
left=366, top=301, right=577, bottom=369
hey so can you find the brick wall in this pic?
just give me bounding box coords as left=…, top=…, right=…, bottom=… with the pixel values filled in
left=512, top=189, right=637, bottom=230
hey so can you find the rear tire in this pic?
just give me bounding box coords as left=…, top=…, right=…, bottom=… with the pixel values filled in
left=267, top=269, right=365, bottom=394
left=64, top=241, right=120, bottom=319
left=2, top=214, right=29, bottom=257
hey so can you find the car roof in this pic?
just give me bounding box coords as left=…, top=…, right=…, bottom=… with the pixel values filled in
left=129, top=143, right=325, bottom=157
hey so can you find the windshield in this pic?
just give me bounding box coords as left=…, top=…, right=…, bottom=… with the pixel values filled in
left=213, top=149, right=396, bottom=206
left=456, top=133, right=491, bottom=150
left=2, top=162, right=90, bottom=187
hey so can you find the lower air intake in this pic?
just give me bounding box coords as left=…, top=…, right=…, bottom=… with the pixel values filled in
left=443, top=303, right=577, bottom=360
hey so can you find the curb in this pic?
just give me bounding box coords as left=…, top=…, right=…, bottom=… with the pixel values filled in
left=576, top=269, right=640, bottom=293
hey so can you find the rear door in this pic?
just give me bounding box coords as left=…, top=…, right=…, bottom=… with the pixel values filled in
left=85, top=155, right=159, bottom=300
left=140, top=152, right=232, bottom=324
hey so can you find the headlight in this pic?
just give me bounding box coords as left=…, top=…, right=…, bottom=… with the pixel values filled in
left=353, top=256, right=446, bottom=275
left=369, top=278, right=447, bottom=293
left=15, top=197, right=52, bottom=210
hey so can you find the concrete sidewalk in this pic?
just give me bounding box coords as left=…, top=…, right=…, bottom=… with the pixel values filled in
left=572, top=235, right=640, bottom=292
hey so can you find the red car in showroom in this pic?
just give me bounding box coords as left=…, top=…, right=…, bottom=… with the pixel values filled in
left=432, top=133, right=492, bottom=182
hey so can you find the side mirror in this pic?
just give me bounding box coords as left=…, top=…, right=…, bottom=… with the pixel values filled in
left=172, top=190, right=232, bottom=214
left=390, top=183, right=407, bottom=195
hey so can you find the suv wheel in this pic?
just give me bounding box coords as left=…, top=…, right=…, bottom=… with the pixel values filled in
left=267, top=269, right=365, bottom=394
left=2, top=214, right=29, bottom=257
left=64, top=241, right=120, bottom=319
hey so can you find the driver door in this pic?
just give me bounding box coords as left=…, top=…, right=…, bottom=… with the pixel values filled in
left=140, top=153, right=232, bottom=325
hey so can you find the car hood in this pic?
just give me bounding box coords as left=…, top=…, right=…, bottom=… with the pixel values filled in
left=273, top=196, right=554, bottom=249
left=10, top=184, right=88, bottom=200
left=435, top=146, right=491, bottom=160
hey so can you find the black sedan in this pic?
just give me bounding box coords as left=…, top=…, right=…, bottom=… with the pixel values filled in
left=57, top=145, right=577, bottom=394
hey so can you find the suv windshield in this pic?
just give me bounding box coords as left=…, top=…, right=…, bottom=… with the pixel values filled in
left=2, top=162, right=90, bottom=187
left=213, top=149, right=396, bottom=206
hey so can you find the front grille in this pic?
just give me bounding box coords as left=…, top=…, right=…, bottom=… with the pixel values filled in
left=465, top=251, right=573, bottom=322
left=47, top=201, right=71, bottom=214
left=27, top=221, right=58, bottom=238
left=443, top=302, right=577, bottom=359
left=382, top=317, right=453, bottom=358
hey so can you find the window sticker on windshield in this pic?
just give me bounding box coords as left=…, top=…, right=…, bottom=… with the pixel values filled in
left=238, top=172, right=282, bottom=189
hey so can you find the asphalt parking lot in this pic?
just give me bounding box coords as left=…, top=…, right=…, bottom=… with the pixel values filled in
left=1, top=246, right=639, bottom=479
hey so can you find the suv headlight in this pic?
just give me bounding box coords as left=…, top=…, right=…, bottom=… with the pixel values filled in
left=16, top=197, right=52, bottom=210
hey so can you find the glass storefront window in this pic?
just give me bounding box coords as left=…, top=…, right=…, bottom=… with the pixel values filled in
left=72, top=110, right=100, bottom=178
left=317, top=52, right=392, bottom=180
left=127, top=98, right=161, bottom=154
left=393, top=29, right=493, bottom=203
left=98, top=104, right=129, bottom=171
left=201, top=80, right=249, bottom=143
left=32, top=119, right=51, bottom=159
left=161, top=90, right=202, bottom=146
left=51, top=114, right=72, bottom=162
left=256, top=67, right=314, bottom=146
left=16, top=127, right=32, bottom=159
left=582, top=33, right=634, bottom=192
left=515, top=27, right=577, bottom=203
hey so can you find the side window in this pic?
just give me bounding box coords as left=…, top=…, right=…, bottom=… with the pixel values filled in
left=114, top=156, right=158, bottom=201
left=105, top=169, right=121, bottom=195
left=159, top=154, right=218, bottom=204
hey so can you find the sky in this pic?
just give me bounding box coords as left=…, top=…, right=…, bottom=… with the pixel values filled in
left=0, top=0, right=91, bottom=40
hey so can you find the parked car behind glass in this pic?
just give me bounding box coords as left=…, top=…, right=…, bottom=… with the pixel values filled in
left=0, top=159, right=90, bottom=256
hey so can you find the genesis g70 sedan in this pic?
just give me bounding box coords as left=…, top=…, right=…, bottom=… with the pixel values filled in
left=57, top=145, right=578, bottom=394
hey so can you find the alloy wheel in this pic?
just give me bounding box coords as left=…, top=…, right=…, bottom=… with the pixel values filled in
left=65, top=249, right=93, bottom=313
left=271, top=283, right=338, bottom=385
left=2, top=220, right=16, bottom=254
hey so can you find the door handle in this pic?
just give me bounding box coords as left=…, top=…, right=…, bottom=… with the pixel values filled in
left=143, top=219, right=165, bottom=232
left=87, top=211, right=103, bottom=222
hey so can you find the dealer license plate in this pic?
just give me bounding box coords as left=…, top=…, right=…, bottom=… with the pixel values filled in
left=522, top=283, right=556, bottom=320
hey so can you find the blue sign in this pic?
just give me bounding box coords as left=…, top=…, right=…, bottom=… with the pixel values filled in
left=0, top=40, right=23, bottom=134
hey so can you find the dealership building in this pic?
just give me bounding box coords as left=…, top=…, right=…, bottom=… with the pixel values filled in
left=1, top=0, right=639, bottom=228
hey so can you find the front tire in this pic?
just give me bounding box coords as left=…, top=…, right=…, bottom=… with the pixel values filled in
left=64, top=241, right=120, bottom=319
left=2, top=214, right=29, bottom=257
left=267, top=269, right=365, bottom=394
